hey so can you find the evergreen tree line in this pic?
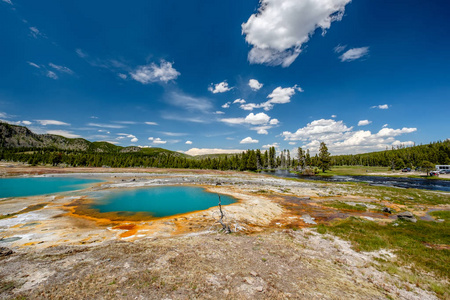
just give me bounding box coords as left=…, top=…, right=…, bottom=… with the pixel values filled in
left=331, top=140, right=450, bottom=169
left=0, top=145, right=330, bottom=172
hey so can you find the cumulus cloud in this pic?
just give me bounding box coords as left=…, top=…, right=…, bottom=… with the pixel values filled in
left=148, top=137, right=167, bottom=144
left=244, top=112, right=271, bottom=125
left=242, top=0, right=351, bottom=67
left=262, top=143, right=279, bottom=149
left=233, top=98, right=246, bottom=104
left=239, top=85, right=303, bottom=111
left=358, top=120, right=372, bottom=126
left=257, top=128, right=268, bottom=135
left=221, top=102, right=231, bottom=108
left=371, top=104, right=389, bottom=109
left=46, top=130, right=80, bottom=138
left=185, top=140, right=192, bottom=145
left=221, top=112, right=279, bottom=134
left=282, top=118, right=417, bottom=154
left=130, top=60, right=180, bottom=84
left=36, top=120, right=70, bottom=126
left=248, top=79, right=263, bottom=91
left=240, top=137, right=259, bottom=144
left=184, top=148, right=243, bottom=156
left=340, top=47, right=369, bottom=62
left=130, top=137, right=138, bottom=143
left=208, top=81, right=232, bottom=93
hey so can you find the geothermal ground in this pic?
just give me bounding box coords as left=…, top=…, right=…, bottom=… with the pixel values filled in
left=0, top=164, right=448, bottom=299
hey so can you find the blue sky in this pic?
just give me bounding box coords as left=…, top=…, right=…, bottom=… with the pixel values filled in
left=1, top=0, right=449, bottom=155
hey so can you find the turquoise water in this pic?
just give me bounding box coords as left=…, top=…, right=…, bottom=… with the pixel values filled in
left=91, top=186, right=236, bottom=218
left=0, top=177, right=103, bottom=198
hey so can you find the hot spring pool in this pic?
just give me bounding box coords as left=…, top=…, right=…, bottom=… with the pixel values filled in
left=90, top=186, right=236, bottom=218
left=0, top=177, right=103, bottom=198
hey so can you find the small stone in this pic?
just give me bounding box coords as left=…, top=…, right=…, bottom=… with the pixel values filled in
left=224, top=289, right=229, bottom=296
left=382, top=207, right=392, bottom=214
left=0, top=247, right=13, bottom=257
left=397, top=211, right=417, bottom=223
left=256, top=286, right=264, bottom=292
left=244, top=277, right=255, bottom=285
left=250, top=271, right=258, bottom=277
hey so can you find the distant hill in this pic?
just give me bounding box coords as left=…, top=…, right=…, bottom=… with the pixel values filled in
left=0, top=122, right=187, bottom=157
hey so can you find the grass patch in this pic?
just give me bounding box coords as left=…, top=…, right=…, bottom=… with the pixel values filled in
left=317, top=217, right=450, bottom=297
left=322, top=201, right=367, bottom=211
left=429, top=210, right=450, bottom=221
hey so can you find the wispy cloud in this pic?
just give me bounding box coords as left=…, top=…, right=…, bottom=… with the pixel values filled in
left=371, top=104, right=389, bottom=109
left=46, top=71, right=58, bottom=80
left=49, top=63, right=74, bottom=75
left=2, top=0, right=13, bottom=5
left=165, top=92, right=213, bottom=112
left=27, top=61, right=40, bottom=68
left=29, top=26, right=45, bottom=39
left=334, top=44, right=347, bottom=53
left=46, top=130, right=81, bottom=138
left=145, top=121, right=158, bottom=126
left=87, top=123, right=125, bottom=129
left=36, top=120, right=70, bottom=126
left=184, top=148, right=243, bottom=156
left=339, top=47, right=369, bottom=62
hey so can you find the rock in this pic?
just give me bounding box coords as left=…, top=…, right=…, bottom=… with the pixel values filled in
left=0, top=247, right=13, bottom=257
left=382, top=207, right=392, bottom=214
left=244, top=277, right=255, bottom=285
left=256, top=286, right=264, bottom=292
left=250, top=271, right=258, bottom=277
left=301, top=214, right=316, bottom=225
left=397, top=211, right=417, bottom=223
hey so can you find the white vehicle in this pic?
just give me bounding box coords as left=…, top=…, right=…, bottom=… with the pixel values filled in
left=436, top=165, right=450, bottom=172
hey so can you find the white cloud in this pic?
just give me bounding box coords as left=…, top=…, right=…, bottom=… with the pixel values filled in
left=240, top=137, right=259, bottom=144
left=36, top=120, right=70, bottom=126
left=2, top=0, right=13, bottom=5
left=46, top=130, right=81, bottom=138
left=130, top=137, right=138, bottom=143
left=371, top=104, right=389, bottom=109
left=75, top=49, right=87, bottom=58
left=27, top=62, right=40, bottom=68
left=257, top=129, right=268, bottom=135
left=185, top=140, right=192, bottom=145
left=248, top=79, right=263, bottom=91
left=130, top=60, right=180, bottom=84
left=262, top=143, right=279, bottom=149
left=382, top=124, right=389, bottom=128
left=29, top=27, right=44, bottom=39
left=221, top=102, right=231, bottom=108
left=145, top=121, right=158, bottom=126
left=331, top=115, right=337, bottom=118
left=49, top=63, right=74, bottom=75
left=87, top=123, right=125, bottom=129
left=208, top=81, right=232, bottom=93
left=114, top=121, right=137, bottom=125
left=242, top=0, right=351, bottom=67
left=220, top=117, right=245, bottom=125
left=214, top=111, right=225, bottom=115
left=233, top=98, right=246, bottom=104
left=334, top=44, right=347, bottom=53
left=166, top=92, right=213, bottom=112
left=46, top=71, right=58, bottom=80
left=340, top=47, right=369, bottom=62
left=160, top=132, right=187, bottom=137
left=269, top=118, right=279, bottom=125
left=118, top=73, right=127, bottom=80
left=289, top=142, right=296, bottom=145
left=21, top=120, right=32, bottom=125
left=184, top=148, right=243, bottom=156
left=282, top=118, right=417, bottom=154
left=239, top=85, right=302, bottom=111
left=358, top=120, right=372, bottom=126
left=148, top=137, right=167, bottom=144
left=244, top=112, right=271, bottom=125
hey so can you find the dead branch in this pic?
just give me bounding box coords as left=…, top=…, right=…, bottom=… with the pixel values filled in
left=217, top=194, right=232, bottom=234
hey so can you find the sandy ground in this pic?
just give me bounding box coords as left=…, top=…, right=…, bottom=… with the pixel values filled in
left=0, top=164, right=447, bottom=299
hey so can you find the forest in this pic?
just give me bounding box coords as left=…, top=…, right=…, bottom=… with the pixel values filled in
left=1, top=140, right=449, bottom=172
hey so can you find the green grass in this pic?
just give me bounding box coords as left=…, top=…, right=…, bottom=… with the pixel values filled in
left=322, top=201, right=367, bottom=211
left=317, top=217, right=450, bottom=297
left=430, top=210, right=450, bottom=221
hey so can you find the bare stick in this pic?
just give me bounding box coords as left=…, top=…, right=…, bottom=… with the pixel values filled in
left=217, top=194, right=231, bottom=233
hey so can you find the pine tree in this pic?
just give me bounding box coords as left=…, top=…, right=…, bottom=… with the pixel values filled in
left=318, top=142, right=331, bottom=173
